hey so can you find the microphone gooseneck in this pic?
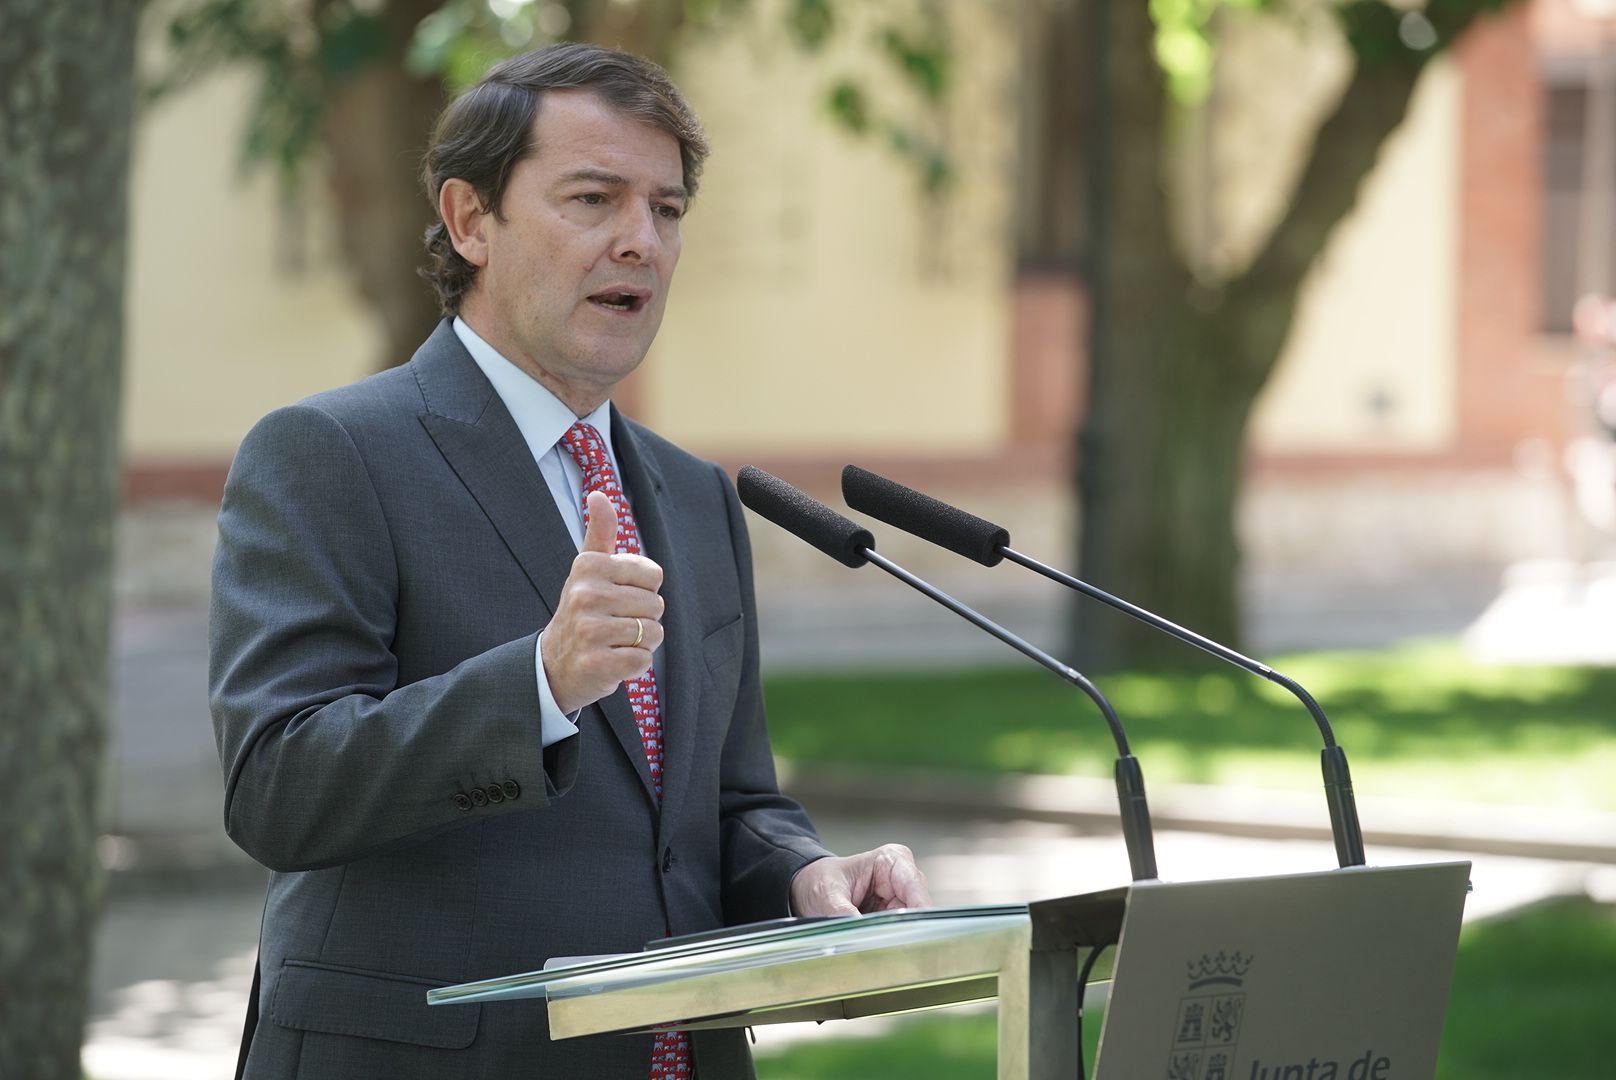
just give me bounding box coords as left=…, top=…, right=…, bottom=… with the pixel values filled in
left=840, top=464, right=1368, bottom=869
left=738, top=466, right=1159, bottom=882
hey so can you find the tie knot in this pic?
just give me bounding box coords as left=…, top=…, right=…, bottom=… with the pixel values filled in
left=559, top=421, right=608, bottom=471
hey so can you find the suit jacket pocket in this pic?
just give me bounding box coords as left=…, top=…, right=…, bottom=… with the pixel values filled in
left=702, top=614, right=745, bottom=686
left=269, top=959, right=480, bottom=1049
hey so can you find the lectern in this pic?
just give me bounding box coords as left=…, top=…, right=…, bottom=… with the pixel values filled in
left=431, top=860, right=1470, bottom=1079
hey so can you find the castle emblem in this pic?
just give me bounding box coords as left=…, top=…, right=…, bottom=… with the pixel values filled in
left=1165, top=951, right=1252, bottom=1079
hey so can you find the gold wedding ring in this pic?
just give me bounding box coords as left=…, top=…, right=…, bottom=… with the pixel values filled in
left=631, top=618, right=645, bottom=648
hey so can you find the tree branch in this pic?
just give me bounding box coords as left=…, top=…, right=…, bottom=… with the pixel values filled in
left=1227, top=0, right=1514, bottom=375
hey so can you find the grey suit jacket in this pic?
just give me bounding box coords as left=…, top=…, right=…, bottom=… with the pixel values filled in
left=210, top=320, right=830, bottom=1078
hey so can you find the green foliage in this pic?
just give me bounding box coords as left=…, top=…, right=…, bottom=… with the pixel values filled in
left=826, top=78, right=871, bottom=134
left=785, top=0, right=835, bottom=50
left=754, top=1004, right=1104, bottom=1080
left=1335, top=0, right=1435, bottom=69
left=763, top=641, right=1616, bottom=809
left=1439, top=900, right=1616, bottom=1079
left=883, top=123, right=950, bottom=195
left=321, top=8, right=389, bottom=75
left=1150, top=0, right=1519, bottom=104
left=826, top=73, right=951, bottom=195
left=879, top=18, right=948, bottom=104
left=405, top=0, right=573, bottom=89
left=149, top=0, right=327, bottom=187
left=812, top=1, right=953, bottom=196
left=150, top=0, right=412, bottom=186
left=1149, top=0, right=1268, bottom=104
left=1330, top=0, right=1518, bottom=71
left=151, top=0, right=957, bottom=197
left=752, top=901, right=1616, bottom=1079
left=756, top=1008, right=1000, bottom=1080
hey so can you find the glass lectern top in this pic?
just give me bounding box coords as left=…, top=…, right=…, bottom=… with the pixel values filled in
left=428, top=903, right=1028, bottom=1007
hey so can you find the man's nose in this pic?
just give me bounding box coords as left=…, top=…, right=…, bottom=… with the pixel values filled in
left=611, top=204, right=663, bottom=264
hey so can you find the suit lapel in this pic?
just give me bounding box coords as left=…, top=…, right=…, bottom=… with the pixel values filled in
left=410, top=322, right=656, bottom=803
left=613, top=410, right=700, bottom=818
left=413, top=322, right=573, bottom=617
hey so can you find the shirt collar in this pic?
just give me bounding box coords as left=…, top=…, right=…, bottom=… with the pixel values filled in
left=453, top=316, right=614, bottom=460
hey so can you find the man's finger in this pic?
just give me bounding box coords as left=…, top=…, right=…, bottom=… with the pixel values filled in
left=890, top=859, right=932, bottom=909
left=581, top=490, right=618, bottom=554
left=597, top=582, right=665, bottom=619
left=605, top=554, right=664, bottom=592
left=857, top=845, right=930, bottom=913
left=617, top=615, right=664, bottom=655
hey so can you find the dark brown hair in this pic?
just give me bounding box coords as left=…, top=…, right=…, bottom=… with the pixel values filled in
left=420, top=43, right=709, bottom=315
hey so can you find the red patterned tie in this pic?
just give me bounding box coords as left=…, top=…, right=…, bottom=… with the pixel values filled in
left=557, top=421, right=691, bottom=1078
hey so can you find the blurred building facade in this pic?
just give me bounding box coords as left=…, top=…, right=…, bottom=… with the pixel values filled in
left=118, top=1, right=1616, bottom=648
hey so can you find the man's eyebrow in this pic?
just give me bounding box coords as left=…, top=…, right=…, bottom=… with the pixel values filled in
left=559, top=168, right=627, bottom=187
left=557, top=168, right=687, bottom=201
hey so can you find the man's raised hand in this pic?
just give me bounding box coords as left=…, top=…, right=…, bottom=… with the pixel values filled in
left=541, top=490, right=665, bottom=715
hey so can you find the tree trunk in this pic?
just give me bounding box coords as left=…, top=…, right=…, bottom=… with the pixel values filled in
left=321, top=0, right=446, bottom=368
left=571, top=0, right=686, bottom=65
left=0, top=1, right=139, bottom=1075
left=1073, top=0, right=1494, bottom=670
left=1014, top=0, right=1087, bottom=274
left=1075, top=0, right=1230, bottom=671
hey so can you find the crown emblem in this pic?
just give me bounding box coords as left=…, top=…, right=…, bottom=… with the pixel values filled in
left=1186, top=950, right=1253, bottom=989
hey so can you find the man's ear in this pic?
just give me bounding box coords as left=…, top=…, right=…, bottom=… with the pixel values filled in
left=439, top=178, right=491, bottom=268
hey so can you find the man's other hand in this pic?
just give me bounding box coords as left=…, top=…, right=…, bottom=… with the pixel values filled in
left=789, top=844, right=931, bottom=917
left=542, top=490, right=665, bottom=714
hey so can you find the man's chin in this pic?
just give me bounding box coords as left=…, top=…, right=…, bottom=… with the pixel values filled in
left=566, top=344, right=653, bottom=389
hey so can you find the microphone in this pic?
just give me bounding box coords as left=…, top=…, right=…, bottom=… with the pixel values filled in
left=737, top=465, right=1159, bottom=882
left=840, top=464, right=1368, bottom=869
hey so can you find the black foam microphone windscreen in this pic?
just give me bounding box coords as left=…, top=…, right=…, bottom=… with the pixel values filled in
left=841, top=465, right=1008, bottom=567
left=737, top=466, right=873, bottom=569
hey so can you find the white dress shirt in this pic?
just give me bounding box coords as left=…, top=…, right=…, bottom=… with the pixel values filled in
left=454, top=316, right=652, bottom=748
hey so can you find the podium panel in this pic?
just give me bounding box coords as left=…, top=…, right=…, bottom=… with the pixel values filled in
left=1094, top=862, right=1471, bottom=1079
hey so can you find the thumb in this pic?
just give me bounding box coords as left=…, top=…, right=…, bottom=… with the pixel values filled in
left=581, top=490, right=618, bottom=554
left=824, top=893, right=861, bottom=918
left=790, top=857, right=861, bottom=918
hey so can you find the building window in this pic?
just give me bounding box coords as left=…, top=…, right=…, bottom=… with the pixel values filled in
left=1541, top=68, right=1616, bottom=334
left=1544, top=80, right=1585, bottom=333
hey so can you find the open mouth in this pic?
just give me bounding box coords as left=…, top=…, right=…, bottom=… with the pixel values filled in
left=588, top=291, right=647, bottom=313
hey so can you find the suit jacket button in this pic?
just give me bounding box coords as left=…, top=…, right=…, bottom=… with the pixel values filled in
left=469, top=788, right=488, bottom=808
left=502, top=780, right=521, bottom=801
left=485, top=783, right=505, bottom=804
left=451, top=793, right=472, bottom=812
left=662, top=847, right=675, bottom=874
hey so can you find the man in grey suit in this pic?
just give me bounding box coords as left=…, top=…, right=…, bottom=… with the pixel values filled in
left=210, top=43, right=928, bottom=1079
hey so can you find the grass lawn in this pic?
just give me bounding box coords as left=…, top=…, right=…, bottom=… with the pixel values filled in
left=755, top=899, right=1616, bottom=1079
left=763, top=640, right=1616, bottom=810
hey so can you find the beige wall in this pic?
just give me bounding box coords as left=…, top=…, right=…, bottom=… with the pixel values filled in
left=646, top=2, right=1016, bottom=454
left=1250, top=59, right=1460, bottom=452
left=121, top=5, right=1459, bottom=467
left=1196, top=3, right=1459, bottom=454
left=121, top=5, right=1016, bottom=463
left=123, top=67, right=381, bottom=460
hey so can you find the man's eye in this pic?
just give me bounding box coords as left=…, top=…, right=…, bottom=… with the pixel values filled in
left=578, top=193, right=605, bottom=206
left=655, top=204, right=684, bottom=220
